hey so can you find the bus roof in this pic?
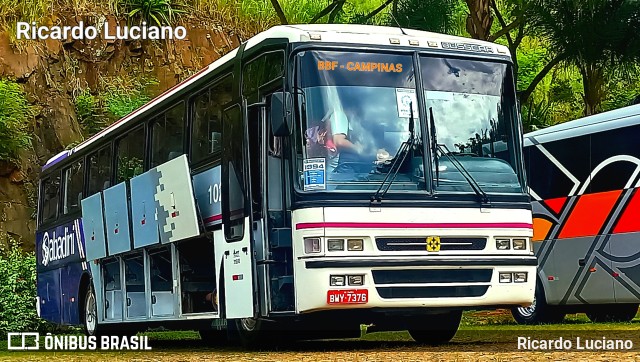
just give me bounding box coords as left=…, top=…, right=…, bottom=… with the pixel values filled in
left=524, top=104, right=640, bottom=146
left=44, top=24, right=509, bottom=171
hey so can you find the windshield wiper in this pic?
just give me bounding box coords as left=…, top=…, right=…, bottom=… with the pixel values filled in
left=371, top=104, right=416, bottom=205
left=437, top=143, right=490, bottom=205
left=429, top=108, right=489, bottom=205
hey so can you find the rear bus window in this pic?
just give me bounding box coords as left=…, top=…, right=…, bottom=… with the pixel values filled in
left=41, top=174, right=60, bottom=223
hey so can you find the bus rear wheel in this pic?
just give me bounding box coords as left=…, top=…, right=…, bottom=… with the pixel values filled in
left=586, top=304, right=639, bottom=323
left=407, top=311, right=462, bottom=345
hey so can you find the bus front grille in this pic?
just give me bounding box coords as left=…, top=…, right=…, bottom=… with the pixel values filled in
left=376, top=285, right=489, bottom=299
left=372, top=269, right=492, bottom=299
left=372, top=269, right=492, bottom=284
left=375, top=237, right=487, bottom=251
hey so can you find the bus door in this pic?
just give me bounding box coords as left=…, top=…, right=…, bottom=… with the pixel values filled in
left=221, top=104, right=256, bottom=319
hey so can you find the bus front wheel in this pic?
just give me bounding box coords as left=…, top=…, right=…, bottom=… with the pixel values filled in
left=407, top=310, right=462, bottom=345
left=511, top=280, right=565, bottom=324
left=83, top=285, right=102, bottom=337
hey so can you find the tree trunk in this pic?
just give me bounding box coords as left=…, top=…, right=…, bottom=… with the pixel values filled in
left=579, top=64, right=605, bottom=116
left=465, top=0, right=493, bottom=40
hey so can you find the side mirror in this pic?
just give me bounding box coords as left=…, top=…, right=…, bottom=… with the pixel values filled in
left=270, top=91, right=292, bottom=137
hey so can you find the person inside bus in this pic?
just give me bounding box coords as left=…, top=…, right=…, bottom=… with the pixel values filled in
left=320, top=108, right=364, bottom=173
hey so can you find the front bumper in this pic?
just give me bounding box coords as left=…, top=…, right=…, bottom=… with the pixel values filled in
left=295, top=256, right=537, bottom=313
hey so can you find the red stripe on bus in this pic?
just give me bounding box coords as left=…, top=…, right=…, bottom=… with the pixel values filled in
left=204, top=214, right=222, bottom=223
left=295, top=222, right=533, bottom=230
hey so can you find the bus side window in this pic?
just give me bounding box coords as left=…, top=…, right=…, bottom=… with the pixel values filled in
left=63, top=161, right=83, bottom=215
left=191, top=75, right=232, bottom=164
left=151, top=102, right=185, bottom=168
left=87, top=146, right=112, bottom=196
left=242, top=51, right=284, bottom=95
left=116, top=126, right=145, bottom=183
left=41, top=173, right=61, bottom=224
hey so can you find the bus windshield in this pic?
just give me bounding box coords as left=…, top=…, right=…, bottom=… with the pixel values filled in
left=293, top=50, right=524, bottom=195
left=422, top=57, right=523, bottom=194
left=294, top=50, right=425, bottom=193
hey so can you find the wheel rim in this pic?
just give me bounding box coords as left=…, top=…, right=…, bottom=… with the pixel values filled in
left=517, top=296, right=537, bottom=317
left=240, top=317, right=258, bottom=332
left=85, top=290, right=97, bottom=335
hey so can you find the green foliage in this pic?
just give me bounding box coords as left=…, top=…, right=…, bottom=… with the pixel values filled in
left=393, top=0, right=461, bottom=34
left=0, top=0, right=51, bottom=25
left=0, top=80, right=33, bottom=162
left=123, top=0, right=186, bottom=26
left=103, top=77, right=157, bottom=119
left=117, top=156, right=144, bottom=181
left=0, top=238, right=51, bottom=334
left=74, top=89, right=106, bottom=137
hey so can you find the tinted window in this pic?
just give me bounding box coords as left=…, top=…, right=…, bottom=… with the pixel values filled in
left=151, top=102, right=184, bottom=167
left=222, top=105, right=245, bottom=241
left=191, top=76, right=233, bottom=163
left=63, top=161, right=83, bottom=215
left=88, top=146, right=112, bottom=196
left=41, top=174, right=60, bottom=223
left=243, top=51, right=284, bottom=94
left=116, top=126, right=145, bottom=182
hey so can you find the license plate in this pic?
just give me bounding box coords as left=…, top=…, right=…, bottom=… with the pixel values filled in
left=327, top=289, right=368, bottom=304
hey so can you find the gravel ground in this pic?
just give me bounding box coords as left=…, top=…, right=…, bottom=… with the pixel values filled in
left=4, top=334, right=640, bottom=361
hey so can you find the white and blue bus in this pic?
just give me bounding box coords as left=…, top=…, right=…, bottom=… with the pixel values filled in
left=36, top=24, right=535, bottom=345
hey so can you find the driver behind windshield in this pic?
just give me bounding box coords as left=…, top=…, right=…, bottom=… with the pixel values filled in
left=316, top=107, right=390, bottom=173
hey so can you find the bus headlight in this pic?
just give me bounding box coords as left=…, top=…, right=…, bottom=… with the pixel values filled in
left=347, top=239, right=364, bottom=251
left=330, top=275, right=345, bottom=286
left=304, top=238, right=321, bottom=254
left=512, top=239, right=527, bottom=250
left=514, top=272, right=528, bottom=283
left=327, top=239, right=344, bottom=251
left=499, top=272, right=512, bottom=283
left=496, top=239, right=510, bottom=250
left=348, top=275, right=364, bottom=286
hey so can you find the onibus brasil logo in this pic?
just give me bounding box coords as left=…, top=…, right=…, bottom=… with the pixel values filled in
left=7, top=333, right=151, bottom=351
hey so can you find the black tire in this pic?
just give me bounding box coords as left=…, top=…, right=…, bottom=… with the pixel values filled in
left=407, top=311, right=462, bottom=345
left=511, top=280, right=566, bottom=324
left=234, top=317, right=279, bottom=349
left=83, top=285, right=103, bottom=337
left=586, top=304, right=639, bottom=323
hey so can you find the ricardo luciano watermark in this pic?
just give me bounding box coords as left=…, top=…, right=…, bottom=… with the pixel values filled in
left=7, top=332, right=152, bottom=351
left=517, top=336, right=634, bottom=351
left=16, top=21, right=187, bottom=41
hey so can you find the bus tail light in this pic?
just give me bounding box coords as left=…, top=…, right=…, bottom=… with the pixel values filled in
left=347, top=239, right=364, bottom=251
left=304, top=238, right=321, bottom=253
